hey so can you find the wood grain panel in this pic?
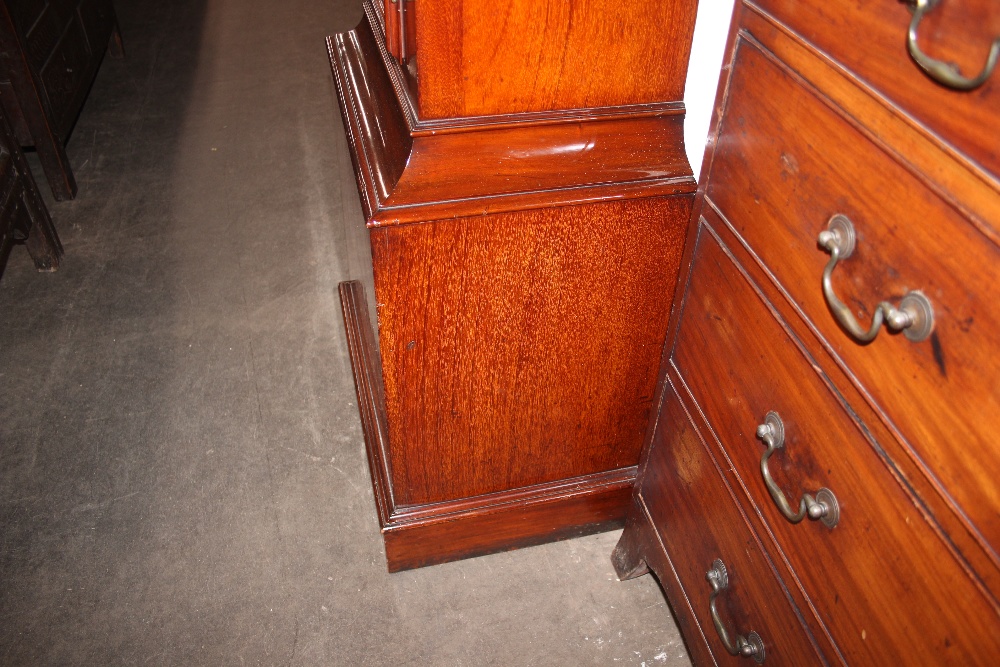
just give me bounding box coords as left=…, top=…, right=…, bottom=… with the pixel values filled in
left=738, top=8, right=999, bottom=245
left=702, top=199, right=1000, bottom=605
left=674, top=223, right=1000, bottom=664
left=371, top=197, right=690, bottom=506
left=706, top=39, right=1000, bottom=559
left=414, top=0, right=698, bottom=118
left=613, top=0, right=1000, bottom=661
left=340, top=280, right=635, bottom=572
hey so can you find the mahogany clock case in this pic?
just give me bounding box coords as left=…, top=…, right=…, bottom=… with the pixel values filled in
left=331, top=0, right=700, bottom=571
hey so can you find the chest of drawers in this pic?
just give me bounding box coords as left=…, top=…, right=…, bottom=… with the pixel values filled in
left=613, top=0, right=1000, bottom=663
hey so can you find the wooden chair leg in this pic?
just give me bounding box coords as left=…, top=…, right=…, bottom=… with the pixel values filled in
left=21, top=186, right=62, bottom=272
left=108, top=20, right=125, bottom=60
left=34, top=136, right=77, bottom=201
left=24, top=226, right=61, bottom=271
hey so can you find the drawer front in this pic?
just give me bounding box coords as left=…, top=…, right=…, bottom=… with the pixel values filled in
left=640, top=381, right=822, bottom=665
left=706, top=37, right=1000, bottom=548
left=673, top=221, right=1000, bottom=664
left=749, top=0, right=1000, bottom=179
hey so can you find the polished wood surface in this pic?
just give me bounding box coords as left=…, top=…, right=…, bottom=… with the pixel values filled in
left=706, top=37, right=1000, bottom=557
left=381, top=467, right=634, bottom=572
left=331, top=0, right=698, bottom=569
left=412, top=0, right=698, bottom=119
left=0, top=0, right=123, bottom=200
left=373, top=197, right=689, bottom=504
left=328, top=14, right=694, bottom=227
left=0, top=105, right=61, bottom=277
left=615, top=0, right=1000, bottom=662
left=340, top=280, right=635, bottom=572
left=752, top=0, right=1000, bottom=181
left=704, top=194, right=1000, bottom=607
left=382, top=0, right=402, bottom=58
left=674, top=222, right=999, bottom=663
left=737, top=7, right=998, bottom=243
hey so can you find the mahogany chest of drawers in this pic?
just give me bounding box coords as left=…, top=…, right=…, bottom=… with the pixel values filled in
left=330, top=0, right=699, bottom=571
left=614, top=0, right=1000, bottom=663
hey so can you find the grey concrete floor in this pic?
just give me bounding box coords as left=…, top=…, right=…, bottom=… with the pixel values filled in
left=0, top=1, right=691, bottom=665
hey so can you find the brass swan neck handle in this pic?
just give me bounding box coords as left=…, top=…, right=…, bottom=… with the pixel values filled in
left=907, top=0, right=1000, bottom=91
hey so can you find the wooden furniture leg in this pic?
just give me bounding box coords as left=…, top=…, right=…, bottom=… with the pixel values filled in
left=109, top=21, right=125, bottom=60
left=22, top=193, right=63, bottom=271
left=611, top=507, right=652, bottom=581
left=0, top=106, right=62, bottom=275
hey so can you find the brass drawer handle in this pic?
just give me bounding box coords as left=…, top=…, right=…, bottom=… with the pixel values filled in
left=906, top=0, right=999, bottom=91
left=706, top=559, right=766, bottom=664
left=756, top=411, right=840, bottom=529
left=817, top=214, right=934, bottom=344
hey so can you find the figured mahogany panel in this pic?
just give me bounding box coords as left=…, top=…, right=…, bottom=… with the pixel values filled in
left=332, top=0, right=700, bottom=569
left=749, top=0, right=1000, bottom=182
left=414, top=0, right=698, bottom=118
left=341, top=280, right=636, bottom=571
left=371, top=196, right=690, bottom=506
left=673, top=223, right=1000, bottom=664
left=637, top=381, right=823, bottom=665
left=705, top=39, right=1000, bottom=558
